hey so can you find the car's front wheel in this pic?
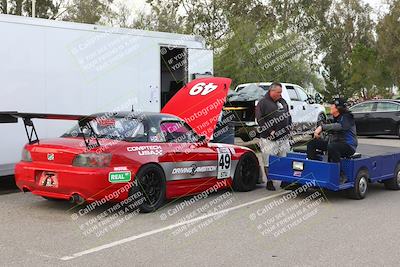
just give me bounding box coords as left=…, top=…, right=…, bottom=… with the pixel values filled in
left=130, top=164, right=166, bottom=213
left=232, top=152, right=259, bottom=192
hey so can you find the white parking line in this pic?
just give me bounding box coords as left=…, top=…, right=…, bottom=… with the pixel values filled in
left=61, top=191, right=287, bottom=261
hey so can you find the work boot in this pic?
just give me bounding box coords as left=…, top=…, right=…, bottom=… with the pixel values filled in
left=266, top=181, right=276, bottom=191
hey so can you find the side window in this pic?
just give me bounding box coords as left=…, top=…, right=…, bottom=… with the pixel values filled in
left=286, top=86, right=299, bottom=101
left=295, top=86, right=309, bottom=102
left=376, top=102, right=400, bottom=112
left=350, top=102, right=375, bottom=113
left=160, top=121, right=198, bottom=143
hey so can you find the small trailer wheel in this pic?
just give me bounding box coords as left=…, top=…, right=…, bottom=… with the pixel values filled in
left=347, top=169, right=369, bottom=200
left=384, top=163, right=400, bottom=190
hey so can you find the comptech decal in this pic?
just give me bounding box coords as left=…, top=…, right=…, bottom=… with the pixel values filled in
left=127, top=145, right=163, bottom=156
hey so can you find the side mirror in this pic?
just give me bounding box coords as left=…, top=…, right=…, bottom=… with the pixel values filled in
left=307, top=95, right=315, bottom=104
left=314, top=93, right=323, bottom=104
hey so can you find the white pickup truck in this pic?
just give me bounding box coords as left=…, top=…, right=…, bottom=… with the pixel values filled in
left=224, top=82, right=326, bottom=141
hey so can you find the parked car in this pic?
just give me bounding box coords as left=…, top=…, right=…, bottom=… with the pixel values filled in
left=224, top=82, right=326, bottom=141
left=350, top=99, right=400, bottom=138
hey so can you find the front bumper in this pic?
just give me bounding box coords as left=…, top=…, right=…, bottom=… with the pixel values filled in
left=15, top=162, right=132, bottom=202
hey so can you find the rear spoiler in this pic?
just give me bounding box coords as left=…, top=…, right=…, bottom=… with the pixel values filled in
left=0, top=112, right=99, bottom=149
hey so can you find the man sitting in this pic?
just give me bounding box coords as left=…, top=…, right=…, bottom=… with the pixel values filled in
left=307, top=98, right=358, bottom=183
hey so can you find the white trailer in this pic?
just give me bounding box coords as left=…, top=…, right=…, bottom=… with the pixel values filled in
left=0, top=14, right=213, bottom=176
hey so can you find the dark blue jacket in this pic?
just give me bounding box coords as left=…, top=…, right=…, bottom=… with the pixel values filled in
left=322, top=112, right=358, bottom=151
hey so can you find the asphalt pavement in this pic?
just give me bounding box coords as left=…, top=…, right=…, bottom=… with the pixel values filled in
left=0, top=137, right=399, bottom=267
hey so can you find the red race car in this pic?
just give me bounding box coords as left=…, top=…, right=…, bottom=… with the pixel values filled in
left=2, top=77, right=260, bottom=212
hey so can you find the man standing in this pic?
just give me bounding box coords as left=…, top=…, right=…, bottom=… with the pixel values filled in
left=255, top=82, right=292, bottom=191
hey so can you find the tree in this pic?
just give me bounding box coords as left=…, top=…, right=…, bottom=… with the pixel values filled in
left=1, top=0, right=62, bottom=18
left=62, top=0, right=115, bottom=24
left=377, top=0, right=400, bottom=88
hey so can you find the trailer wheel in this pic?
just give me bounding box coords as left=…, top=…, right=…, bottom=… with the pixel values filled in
left=233, top=153, right=259, bottom=192
left=347, top=169, right=369, bottom=200
left=384, top=163, right=400, bottom=190
left=130, top=164, right=166, bottom=213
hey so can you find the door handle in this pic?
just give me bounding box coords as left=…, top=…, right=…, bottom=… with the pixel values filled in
left=302, top=106, right=306, bottom=110
left=290, top=105, right=294, bottom=110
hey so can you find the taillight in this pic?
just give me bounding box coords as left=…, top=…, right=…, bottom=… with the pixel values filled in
left=21, top=148, right=32, bottom=162
left=72, top=153, right=112, bottom=168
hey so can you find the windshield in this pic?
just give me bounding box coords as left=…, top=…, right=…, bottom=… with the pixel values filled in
left=62, top=117, right=147, bottom=142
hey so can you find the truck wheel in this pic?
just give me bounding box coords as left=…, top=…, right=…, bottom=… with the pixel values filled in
left=233, top=153, right=259, bottom=192
left=384, top=163, right=400, bottom=190
left=347, top=169, right=369, bottom=200
left=130, top=164, right=166, bottom=213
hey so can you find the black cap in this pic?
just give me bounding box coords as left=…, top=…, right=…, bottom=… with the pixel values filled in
left=329, top=97, right=347, bottom=108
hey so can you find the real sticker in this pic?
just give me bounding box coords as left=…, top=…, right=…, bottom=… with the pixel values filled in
left=109, top=171, right=131, bottom=183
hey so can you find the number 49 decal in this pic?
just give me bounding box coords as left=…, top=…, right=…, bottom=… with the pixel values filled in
left=217, top=148, right=231, bottom=179
left=189, top=82, right=218, bottom=96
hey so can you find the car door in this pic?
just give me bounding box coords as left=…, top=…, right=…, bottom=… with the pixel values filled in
left=295, top=86, right=314, bottom=122
left=158, top=120, right=219, bottom=196
left=350, top=102, right=376, bottom=134
left=373, top=102, right=400, bottom=135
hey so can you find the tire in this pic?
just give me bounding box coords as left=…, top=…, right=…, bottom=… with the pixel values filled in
left=232, top=152, right=259, bottom=192
left=130, top=164, right=166, bottom=213
left=347, top=169, right=369, bottom=200
left=384, top=163, right=400, bottom=190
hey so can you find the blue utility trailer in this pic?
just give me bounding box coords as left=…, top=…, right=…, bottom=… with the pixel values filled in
left=268, top=144, right=400, bottom=199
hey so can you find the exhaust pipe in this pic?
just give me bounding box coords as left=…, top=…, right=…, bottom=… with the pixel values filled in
left=69, top=194, right=85, bottom=205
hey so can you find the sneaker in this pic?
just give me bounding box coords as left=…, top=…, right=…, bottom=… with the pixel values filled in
left=266, top=181, right=276, bottom=191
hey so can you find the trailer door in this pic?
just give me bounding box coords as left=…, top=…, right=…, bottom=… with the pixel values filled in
left=188, top=48, right=213, bottom=81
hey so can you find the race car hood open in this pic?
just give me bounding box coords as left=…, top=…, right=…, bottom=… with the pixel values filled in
left=161, top=77, right=232, bottom=140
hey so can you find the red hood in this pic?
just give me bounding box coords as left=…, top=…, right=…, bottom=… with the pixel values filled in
left=161, top=77, right=231, bottom=140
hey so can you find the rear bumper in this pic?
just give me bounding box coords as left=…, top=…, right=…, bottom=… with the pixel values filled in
left=268, top=153, right=354, bottom=191
left=15, top=162, right=132, bottom=202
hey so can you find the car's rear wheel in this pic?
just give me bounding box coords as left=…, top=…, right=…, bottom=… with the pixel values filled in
left=347, top=169, right=369, bottom=200
left=232, top=152, right=259, bottom=192
left=384, top=163, right=400, bottom=190
left=130, top=164, right=166, bottom=213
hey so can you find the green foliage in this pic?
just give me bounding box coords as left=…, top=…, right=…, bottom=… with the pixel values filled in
left=377, top=0, right=400, bottom=87
left=62, top=0, right=115, bottom=24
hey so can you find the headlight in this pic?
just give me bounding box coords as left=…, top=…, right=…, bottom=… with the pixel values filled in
left=72, top=153, right=112, bottom=168
left=21, top=148, right=32, bottom=162
left=292, top=161, right=304, bottom=171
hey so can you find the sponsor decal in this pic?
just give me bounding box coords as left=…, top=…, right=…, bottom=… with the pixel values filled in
left=109, top=171, right=131, bottom=183
left=172, top=165, right=217, bottom=175
left=114, top=166, right=128, bottom=171
left=127, top=145, right=163, bottom=156
left=293, top=171, right=302, bottom=177
left=47, top=153, right=55, bottom=161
